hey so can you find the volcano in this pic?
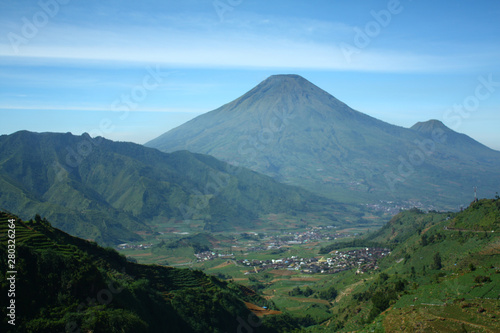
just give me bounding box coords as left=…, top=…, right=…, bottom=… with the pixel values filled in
left=146, top=75, right=500, bottom=209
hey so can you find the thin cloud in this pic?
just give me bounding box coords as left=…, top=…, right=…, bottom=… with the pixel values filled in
left=0, top=105, right=205, bottom=113
left=1, top=13, right=493, bottom=73
left=0, top=39, right=471, bottom=73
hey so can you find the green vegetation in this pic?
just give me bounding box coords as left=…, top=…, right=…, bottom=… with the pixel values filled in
left=289, top=286, right=314, bottom=297
left=202, top=198, right=500, bottom=331
left=0, top=212, right=307, bottom=332
left=0, top=131, right=358, bottom=246
left=154, top=233, right=217, bottom=254
left=2, top=196, right=499, bottom=331
left=317, top=286, right=338, bottom=301
left=322, top=199, right=500, bottom=332
left=318, top=239, right=391, bottom=254
left=449, top=198, right=500, bottom=231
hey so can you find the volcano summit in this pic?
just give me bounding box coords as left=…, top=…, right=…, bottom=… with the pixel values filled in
left=147, top=75, right=500, bottom=210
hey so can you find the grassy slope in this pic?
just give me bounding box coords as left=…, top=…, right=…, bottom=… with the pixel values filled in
left=301, top=199, right=500, bottom=332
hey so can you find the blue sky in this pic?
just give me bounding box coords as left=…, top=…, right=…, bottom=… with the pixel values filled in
left=1, top=0, right=499, bottom=149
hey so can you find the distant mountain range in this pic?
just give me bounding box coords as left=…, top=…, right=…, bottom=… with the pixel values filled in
left=147, top=74, right=500, bottom=209
left=0, top=130, right=343, bottom=245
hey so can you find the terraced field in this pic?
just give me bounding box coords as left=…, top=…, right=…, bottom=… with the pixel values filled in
left=0, top=211, right=285, bottom=333
left=0, top=213, right=80, bottom=257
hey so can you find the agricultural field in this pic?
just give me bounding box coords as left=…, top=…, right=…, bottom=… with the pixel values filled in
left=2, top=199, right=499, bottom=332
left=115, top=219, right=390, bottom=322
left=116, top=199, right=500, bottom=331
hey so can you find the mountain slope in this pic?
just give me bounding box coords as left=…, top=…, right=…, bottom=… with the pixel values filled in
left=0, top=211, right=291, bottom=332
left=316, top=198, right=500, bottom=332
left=0, top=131, right=341, bottom=245
left=147, top=75, right=500, bottom=210
left=410, top=119, right=497, bottom=160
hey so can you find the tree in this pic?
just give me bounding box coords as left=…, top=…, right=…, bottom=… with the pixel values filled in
left=303, top=286, right=314, bottom=297
left=421, top=234, right=428, bottom=246
left=289, top=286, right=302, bottom=296
left=432, top=252, right=442, bottom=270
left=248, top=275, right=259, bottom=283
left=318, top=286, right=338, bottom=301
left=379, top=272, right=389, bottom=282
left=394, top=279, right=406, bottom=292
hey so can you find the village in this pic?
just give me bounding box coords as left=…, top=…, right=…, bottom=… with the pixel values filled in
left=237, top=247, right=391, bottom=275
left=116, top=225, right=391, bottom=278
left=365, top=199, right=438, bottom=216
left=193, top=227, right=355, bottom=262
left=117, top=242, right=153, bottom=250
left=242, top=227, right=355, bottom=252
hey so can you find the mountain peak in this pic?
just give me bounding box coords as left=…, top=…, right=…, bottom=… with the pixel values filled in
left=147, top=76, right=500, bottom=209
left=411, top=119, right=450, bottom=134
left=253, top=74, right=316, bottom=91
left=232, top=73, right=342, bottom=110
left=266, top=74, right=306, bottom=81
left=411, top=119, right=496, bottom=152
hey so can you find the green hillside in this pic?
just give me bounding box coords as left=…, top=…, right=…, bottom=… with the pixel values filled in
left=151, top=232, right=228, bottom=263
left=449, top=198, right=500, bottom=231
left=0, top=131, right=353, bottom=245
left=1, top=198, right=499, bottom=332
left=313, top=199, right=500, bottom=332
left=0, top=211, right=305, bottom=332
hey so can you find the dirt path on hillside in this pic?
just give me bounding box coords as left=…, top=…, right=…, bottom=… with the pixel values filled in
left=208, top=261, right=234, bottom=270
left=334, top=278, right=371, bottom=304
left=428, top=313, right=493, bottom=332
left=244, top=302, right=282, bottom=317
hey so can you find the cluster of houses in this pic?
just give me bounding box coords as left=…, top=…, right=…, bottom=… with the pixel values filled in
left=238, top=247, right=391, bottom=275
left=117, top=243, right=153, bottom=250
left=365, top=200, right=437, bottom=215
left=248, top=229, right=352, bottom=251
left=195, top=251, right=234, bottom=262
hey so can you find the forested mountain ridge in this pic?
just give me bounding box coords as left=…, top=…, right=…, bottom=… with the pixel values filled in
left=0, top=130, right=342, bottom=245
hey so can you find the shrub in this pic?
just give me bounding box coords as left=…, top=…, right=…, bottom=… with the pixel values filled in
left=473, top=275, right=491, bottom=283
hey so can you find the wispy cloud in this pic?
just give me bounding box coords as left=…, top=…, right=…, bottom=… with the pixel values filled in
left=2, top=10, right=494, bottom=73
left=0, top=105, right=205, bottom=113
